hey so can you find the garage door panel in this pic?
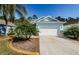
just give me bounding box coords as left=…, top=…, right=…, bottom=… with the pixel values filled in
left=38, top=23, right=60, bottom=29
left=39, top=29, right=57, bottom=36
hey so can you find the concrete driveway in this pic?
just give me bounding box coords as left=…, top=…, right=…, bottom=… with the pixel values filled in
left=40, top=35, right=79, bottom=55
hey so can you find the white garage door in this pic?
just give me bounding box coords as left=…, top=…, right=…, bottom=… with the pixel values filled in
left=39, top=29, right=57, bottom=36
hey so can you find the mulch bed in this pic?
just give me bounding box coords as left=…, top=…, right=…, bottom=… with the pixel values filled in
left=12, top=38, right=39, bottom=52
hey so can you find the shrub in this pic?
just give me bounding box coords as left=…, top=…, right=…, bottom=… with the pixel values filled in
left=30, top=24, right=39, bottom=36
left=8, top=27, right=15, bottom=35
left=14, top=23, right=38, bottom=41
left=63, top=25, right=79, bottom=40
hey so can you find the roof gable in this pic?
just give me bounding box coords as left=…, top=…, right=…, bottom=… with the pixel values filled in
left=36, top=16, right=62, bottom=23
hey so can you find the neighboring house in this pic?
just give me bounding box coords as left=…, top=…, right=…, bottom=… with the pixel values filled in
left=34, top=16, right=65, bottom=36
left=64, top=22, right=79, bottom=28
left=0, top=19, right=15, bottom=35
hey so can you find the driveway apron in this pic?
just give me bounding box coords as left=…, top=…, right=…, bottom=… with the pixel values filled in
left=40, top=35, right=79, bottom=55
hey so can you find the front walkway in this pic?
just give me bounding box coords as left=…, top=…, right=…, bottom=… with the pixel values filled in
left=40, top=35, right=79, bottom=55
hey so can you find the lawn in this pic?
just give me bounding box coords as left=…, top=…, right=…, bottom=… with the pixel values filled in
left=0, top=39, right=23, bottom=55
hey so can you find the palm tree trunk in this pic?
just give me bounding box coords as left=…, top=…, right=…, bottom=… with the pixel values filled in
left=3, top=12, right=8, bottom=36
left=3, top=5, right=9, bottom=36
left=5, top=19, right=8, bottom=36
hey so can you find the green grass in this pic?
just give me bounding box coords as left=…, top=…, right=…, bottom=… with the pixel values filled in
left=0, top=40, right=23, bottom=55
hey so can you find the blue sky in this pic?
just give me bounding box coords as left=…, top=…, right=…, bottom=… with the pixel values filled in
left=22, top=4, right=79, bottom=18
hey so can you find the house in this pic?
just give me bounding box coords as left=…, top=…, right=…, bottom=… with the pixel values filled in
left=0, top=19, right=15, bottom=35
left=64, top=19, right=79, bottom=29
left=34, top=16, right=65, bottom=36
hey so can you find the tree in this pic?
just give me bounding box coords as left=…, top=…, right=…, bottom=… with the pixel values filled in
left=15, top=17, right=30, bottom=26
left=56, top=16, right=66, bottom=22
left=19, top=16, right=29, bottom=24
left=0, top=16, right=4, bottom=19
left=66, top=17, right=78, bottom=25
left=27, top=16, right=32, bottom=21
left=0, top=4, right=27, bottom=35
left=76, top=17, right=79, bottom=22
left=32, top=15, right=38, bottom=19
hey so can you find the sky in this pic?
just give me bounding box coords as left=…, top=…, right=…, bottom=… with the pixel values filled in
left=21, top=4, right=79, bottom=18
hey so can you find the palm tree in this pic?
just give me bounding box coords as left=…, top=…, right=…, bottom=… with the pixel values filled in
left=0, top=4, right=27, bottom=35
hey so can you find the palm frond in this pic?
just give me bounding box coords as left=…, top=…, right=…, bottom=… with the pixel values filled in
left=16, top=4, right=27, bottom=15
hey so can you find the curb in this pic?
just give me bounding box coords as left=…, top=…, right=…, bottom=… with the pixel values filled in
left=8, top=41, right=39, bottom=55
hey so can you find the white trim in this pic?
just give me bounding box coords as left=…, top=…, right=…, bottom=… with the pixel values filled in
left=34, top=16, right=65, bottom=24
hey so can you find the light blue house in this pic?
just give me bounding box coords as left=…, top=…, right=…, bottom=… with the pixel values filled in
left=35, top=16, right=65, bottom=36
